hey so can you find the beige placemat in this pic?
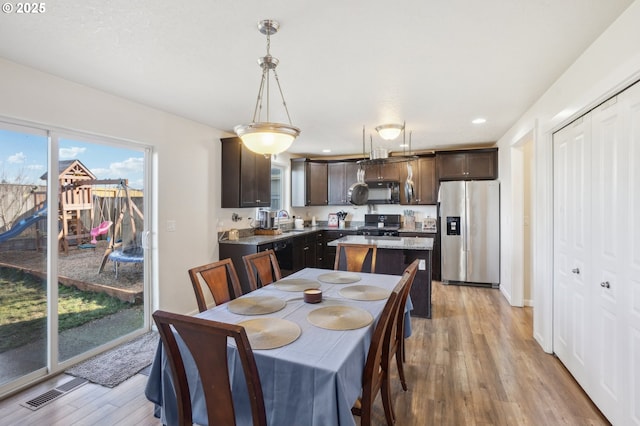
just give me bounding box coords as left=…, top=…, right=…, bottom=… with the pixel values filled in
left=237, top=318, right=301, bottom=350
left=274, top=278, right=321, bottom=292
left=339, top=285, right=391, bottom=301
left=317, top=272, right=362, bottom=284
left=307, top=306, right=373, bottom=330
left=227, top=296, right=286, bottom=315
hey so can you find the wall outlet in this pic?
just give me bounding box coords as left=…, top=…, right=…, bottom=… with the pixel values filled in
left=166, top=220, right=176, bottom=232
left=419, top=259, right=426, bottom=270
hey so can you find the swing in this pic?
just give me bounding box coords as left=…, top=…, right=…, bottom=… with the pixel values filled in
left=89, top=192, right=113, bottom=244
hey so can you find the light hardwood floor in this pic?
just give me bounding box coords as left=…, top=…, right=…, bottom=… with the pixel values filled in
left=0, top=282, right=609, bottom=425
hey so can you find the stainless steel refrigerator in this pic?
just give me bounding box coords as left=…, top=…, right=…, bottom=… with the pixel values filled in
left=439, top=180, right=500, bottom=287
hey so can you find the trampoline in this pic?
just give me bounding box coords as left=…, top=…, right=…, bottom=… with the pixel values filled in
left=109, top=246, right=144, bottom=278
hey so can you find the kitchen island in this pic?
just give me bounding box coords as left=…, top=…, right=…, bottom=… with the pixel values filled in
left=328, top=235, right=433, bottom=318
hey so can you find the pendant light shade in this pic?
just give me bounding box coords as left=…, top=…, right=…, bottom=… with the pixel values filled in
left=234, top=20, right=300, bottom=156
left=234, top=122, right=298, bottom=154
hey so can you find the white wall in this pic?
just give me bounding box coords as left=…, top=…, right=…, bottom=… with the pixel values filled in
left=496, top=0, right=640, bottom=352
left=0, top=58, right=224, bottom=315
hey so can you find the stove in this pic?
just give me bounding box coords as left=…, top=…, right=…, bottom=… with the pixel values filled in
left=358, top=214, right=401, bottom=236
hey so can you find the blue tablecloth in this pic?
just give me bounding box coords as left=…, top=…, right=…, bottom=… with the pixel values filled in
left=145, top=268, right=412, bottom=426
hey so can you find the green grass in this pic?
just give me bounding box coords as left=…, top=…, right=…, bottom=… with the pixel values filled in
left=0, top=266, right=133, bottom=353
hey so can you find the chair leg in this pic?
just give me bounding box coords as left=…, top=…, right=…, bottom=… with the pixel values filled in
left=396, top=349, right=408, bottom=391
left=381, top=375, right=395, bottom=425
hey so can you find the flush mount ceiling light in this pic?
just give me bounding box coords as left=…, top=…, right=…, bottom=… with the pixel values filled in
left=234, top=20, right=300, bottom=156
left=375, top=123, right=405, bottom=141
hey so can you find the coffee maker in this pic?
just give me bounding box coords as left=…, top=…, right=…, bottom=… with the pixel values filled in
left=257, top=208, right=277, bottom=229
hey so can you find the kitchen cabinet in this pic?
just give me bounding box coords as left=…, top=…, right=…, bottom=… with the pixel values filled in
left=291, top=159, right=328, bottom=206
left=552, top=81, right=640, bottom=425
left=220, top=137, right=271, bottom=208
left=399, top=231, right=440, bottom=281
left=436, top=148, right=497, bottom=180
left=364, top=161, right=400, bottom=182
left=328, top=161, right=359, bottom=205
left=399, top=156, right=437, bottom=205
left=322, top=229, right=358, bottom=268
left=293, top=233, right=317, bottom=271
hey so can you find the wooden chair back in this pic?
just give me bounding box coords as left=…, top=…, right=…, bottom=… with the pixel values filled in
left=242, top=249, right=282, bottom=291
left=388, top=259, right=419, bottom=394
left=188, top=258, right=243, bottom=312
left=152, top=310, right=267, bottom=426
left=334, top=243, right=378, bottom=273
left=352, top=280, right=403, bottom=425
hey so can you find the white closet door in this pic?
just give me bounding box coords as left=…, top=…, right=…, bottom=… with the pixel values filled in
left=591, top=94, right=625, bottom=424
left=553, top=115, right=592, bottom=389
left=621, top=81, right=640, bottom=426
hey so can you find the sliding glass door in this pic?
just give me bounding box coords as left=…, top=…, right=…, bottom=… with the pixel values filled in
left=0, top=124, right=49, bottom=388
left=0, top=121, right=151, bottom=396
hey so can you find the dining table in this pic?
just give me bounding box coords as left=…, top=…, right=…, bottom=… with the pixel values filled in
left=145, top=267, right=412, bottom=426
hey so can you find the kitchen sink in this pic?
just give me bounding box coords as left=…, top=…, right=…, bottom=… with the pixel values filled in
left=281, top=229, right=306, bottom=234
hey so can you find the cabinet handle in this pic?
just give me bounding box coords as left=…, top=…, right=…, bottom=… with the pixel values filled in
left=303, top=247, right=309, bottom=251
left=256, top=199, right=261, bottom=203
left=600, top=281, right=610, bottom=288
left=571, top=268, right=580, bottom=274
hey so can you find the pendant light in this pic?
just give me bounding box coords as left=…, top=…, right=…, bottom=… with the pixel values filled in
left=234, top=20, right=300, bottom=156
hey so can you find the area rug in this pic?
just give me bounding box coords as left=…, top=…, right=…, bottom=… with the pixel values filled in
left=65, top=331, right=159, bottom=388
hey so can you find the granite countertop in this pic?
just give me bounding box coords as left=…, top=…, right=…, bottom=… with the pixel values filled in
left=327, top=235, right=434, bottom=250
left=218, top=225, right=362, bottom=245
left=219, top=225, right=438, bottom=246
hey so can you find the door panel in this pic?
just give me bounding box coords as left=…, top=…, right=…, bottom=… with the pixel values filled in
left=466, top=181, right=499, bottom=284
left=591, top=96, right=624, bottom=422
left=440, top=181, right=466, bottom=282
left=626, top=82, right=640, bottom=425
left=553, top=115, right=591, bottom=388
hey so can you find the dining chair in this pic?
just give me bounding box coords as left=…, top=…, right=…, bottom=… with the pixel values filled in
left=152, top=310, right=267, bottom=426
left=389, top=259, right=419, bottom=393
left=334, top=243, right=377, bottom=273
left=352, top=280, right=403, bottom=425
left=242, top=249, right=282, bottom=291
left=188, top=258, right=243, bottom=312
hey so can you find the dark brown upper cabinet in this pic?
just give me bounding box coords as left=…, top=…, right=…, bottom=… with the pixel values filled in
left=363, top=161, right=400, bottom=182
left=436, top=148, right=498, bottom=181
left=291, top=159, right=328, bottom=206
left=399, top=156, right=438, bottom=205
left=221, top=137, right=271, bottom=208
left=328, top=161, right=359, bottom=205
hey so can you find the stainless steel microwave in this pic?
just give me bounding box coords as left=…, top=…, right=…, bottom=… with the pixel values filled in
left=366, top=181, right=400, bottom=204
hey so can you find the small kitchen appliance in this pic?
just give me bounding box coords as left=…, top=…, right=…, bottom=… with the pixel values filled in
left=257, top=208, right=278, bottom=229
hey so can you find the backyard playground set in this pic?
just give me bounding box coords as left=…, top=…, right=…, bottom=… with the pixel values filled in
left=0, top=160, right=144, bottom=277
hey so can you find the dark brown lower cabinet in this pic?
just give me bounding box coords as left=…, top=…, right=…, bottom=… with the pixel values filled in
left=376, top=248, right=432, bottom=319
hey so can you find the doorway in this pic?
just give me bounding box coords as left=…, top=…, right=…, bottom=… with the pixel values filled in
left=510, top=131, right=535, bottom=307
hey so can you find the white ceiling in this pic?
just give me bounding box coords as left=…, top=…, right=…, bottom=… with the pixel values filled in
left=0, top=0, right=634, bottom=156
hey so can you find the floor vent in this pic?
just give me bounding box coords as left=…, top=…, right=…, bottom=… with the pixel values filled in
left=21, top=377, right=88, bottom=411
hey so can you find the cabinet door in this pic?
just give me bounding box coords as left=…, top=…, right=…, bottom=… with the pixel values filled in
left=465, top=151, right=497, bottom=179
left=306, top=162, right=328, bottom=205
left=436, top=152, right=467, bottom=180
left=378, top=162, right=399, bottom=181
left=328, top=163, right=347, bottom=205
left=254, top=153, right=272, bottom=206
left=416, top=157, right=437, bottom=204
left=328, top=162, right=359, bottom=205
